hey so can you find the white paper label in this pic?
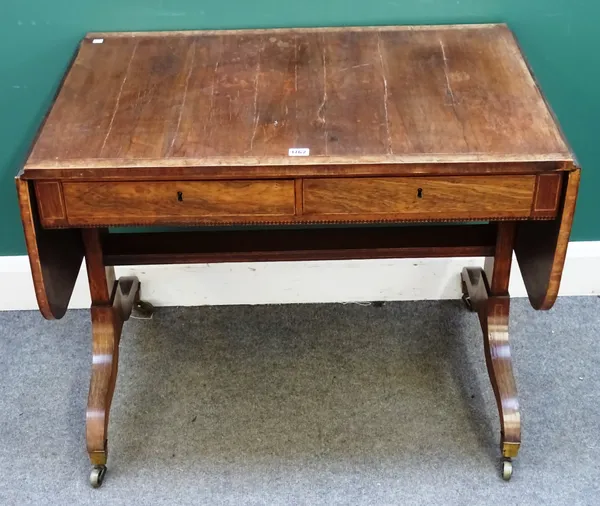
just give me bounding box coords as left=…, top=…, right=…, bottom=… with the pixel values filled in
left=92, top=38, right=104, bottom=44
left=288, top=148, right=310, bottom=157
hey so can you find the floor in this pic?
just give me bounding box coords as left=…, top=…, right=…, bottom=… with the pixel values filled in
left=0, top=298, right=599, bottom=505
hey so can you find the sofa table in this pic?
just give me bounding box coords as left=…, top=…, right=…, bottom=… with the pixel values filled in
left=16, top=24, right=579, bottom=487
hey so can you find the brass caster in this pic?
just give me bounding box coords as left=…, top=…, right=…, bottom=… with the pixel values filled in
left=502, top=459, right=513, bottom=481
left=90, top=465, right=107, bottom=488
left=132, top=300, right=154, bottom=320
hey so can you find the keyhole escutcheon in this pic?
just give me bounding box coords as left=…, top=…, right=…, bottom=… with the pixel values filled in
left=417, top=188, right=423, bottom=199
left=177, top=191, right=183, bottom=202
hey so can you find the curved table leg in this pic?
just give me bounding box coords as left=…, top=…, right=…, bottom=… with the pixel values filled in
left=86, top=277, right=140, bottom=486
left=87, top=305, right=120, bottom=468
left=83, top=225, right=142, bottom=487
left=462, top=266, right=521, bottom=480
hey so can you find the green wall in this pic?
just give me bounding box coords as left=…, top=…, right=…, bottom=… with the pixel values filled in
left=1, top=1, right=598, bottom=255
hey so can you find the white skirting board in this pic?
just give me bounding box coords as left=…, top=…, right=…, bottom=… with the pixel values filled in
left=1, top=241, right=599, bottom=311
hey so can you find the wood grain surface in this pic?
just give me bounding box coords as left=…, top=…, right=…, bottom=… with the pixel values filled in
left=35, top=172, right=563, bottom=228
left=515, top=168, right=581, bottom=310
left=63, top=180, right=295, bottom=225
left=303, top=176, right=536, bottom=218
left=15, top=178, right=83, bottom=319
left=83, top=228, right=140, bottom=467
left=462, top=222, right=521, bottom=461
left=24, top=24, right=572, bottom=179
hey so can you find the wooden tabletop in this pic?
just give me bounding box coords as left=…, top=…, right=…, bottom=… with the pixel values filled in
left=24, top=24, right=573, bottom=178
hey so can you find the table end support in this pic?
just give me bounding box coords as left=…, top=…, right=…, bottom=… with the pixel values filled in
left=461, top=222, right=521, bottom=481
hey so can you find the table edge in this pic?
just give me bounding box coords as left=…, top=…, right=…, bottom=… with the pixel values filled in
left=84, top=23, right=509, bottom=39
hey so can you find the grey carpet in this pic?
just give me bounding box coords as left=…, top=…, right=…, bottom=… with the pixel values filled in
left=0, top=298, right=599, bottom=505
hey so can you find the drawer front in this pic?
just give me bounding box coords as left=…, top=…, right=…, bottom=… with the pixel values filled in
left=303, top=176, right=538, bottom=219
left=63, top=180, right=296, bottom=225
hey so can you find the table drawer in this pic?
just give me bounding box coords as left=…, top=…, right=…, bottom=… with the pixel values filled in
left=62, top=180, right=296, bottom=226
left=303, top=176, right=541, bottom=220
